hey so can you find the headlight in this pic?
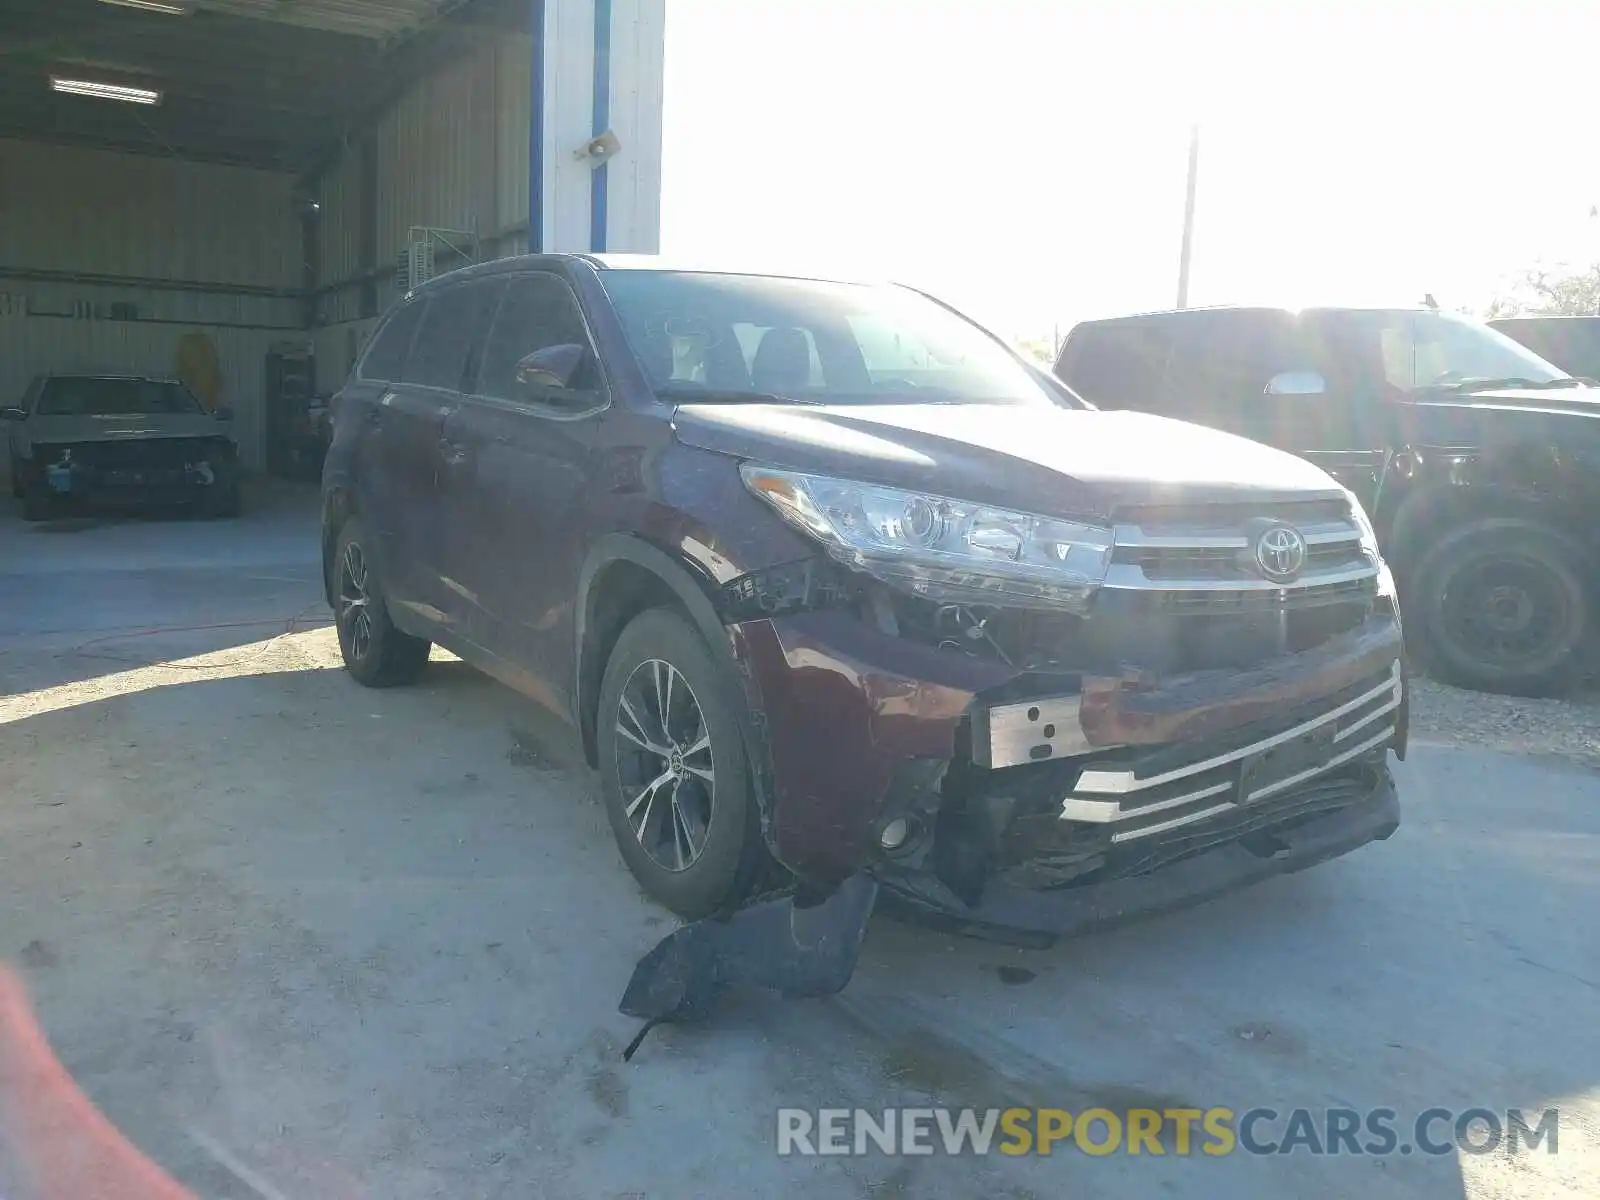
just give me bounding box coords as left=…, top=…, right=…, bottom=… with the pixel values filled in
left=740, top=465, right=1112, bottom=611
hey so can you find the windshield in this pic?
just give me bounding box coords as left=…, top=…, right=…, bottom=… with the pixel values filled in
left=598, top=270, right=1061, bottom=407
left=35, top=377, right=205, bottom=417
left=1308, top=309, right=1568, bottom=392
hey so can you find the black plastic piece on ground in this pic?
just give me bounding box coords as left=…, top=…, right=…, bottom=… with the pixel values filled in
left=618, top=873, right=879, bottom=1055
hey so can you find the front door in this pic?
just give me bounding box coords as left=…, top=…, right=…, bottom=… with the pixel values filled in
left=1159, top=310, right=1385, bottom=507
left=439, top=271, right=606, bottom=704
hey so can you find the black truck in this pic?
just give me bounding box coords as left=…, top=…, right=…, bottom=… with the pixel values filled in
left=1055, top=305, right=1600, bottom=695
left=1489, top=315, right=1600, bottom=379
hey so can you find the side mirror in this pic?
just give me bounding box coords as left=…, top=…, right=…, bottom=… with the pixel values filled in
left=515, top=344, right=587, bottom=393
left=213, top=405, right=235, bottom=422
left=1265, top=371, right=1327, bottom=397
left=0, top=407, right=26, bottom=421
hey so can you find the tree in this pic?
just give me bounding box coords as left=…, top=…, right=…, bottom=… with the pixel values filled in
left=1013, top=336, right=1057, bottom=364
left=1486, top=263, right=1600, bottom=318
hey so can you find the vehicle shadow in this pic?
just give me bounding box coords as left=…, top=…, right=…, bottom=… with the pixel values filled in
left=0, top=661, right=1591, bottom=1199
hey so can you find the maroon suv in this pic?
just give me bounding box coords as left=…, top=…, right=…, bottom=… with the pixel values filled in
left=322, top=255, right=1406, bottom=1023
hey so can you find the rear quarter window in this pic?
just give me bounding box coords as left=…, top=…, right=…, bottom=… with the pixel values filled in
left=358, top=299, right=426, bottom=382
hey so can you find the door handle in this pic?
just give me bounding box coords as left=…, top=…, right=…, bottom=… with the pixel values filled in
left=437, top=438, right=469, bottom=466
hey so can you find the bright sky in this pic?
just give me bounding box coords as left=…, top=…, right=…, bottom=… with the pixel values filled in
left=660, top=0, right=1600, bottom=342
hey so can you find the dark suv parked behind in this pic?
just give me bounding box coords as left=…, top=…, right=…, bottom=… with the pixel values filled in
left=323, top=257, right=1406, bottom=1009
left=1056, top=306, right=1600, bottom=695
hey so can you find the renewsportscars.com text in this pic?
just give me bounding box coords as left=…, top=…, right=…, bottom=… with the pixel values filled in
left=776, top=1106, right=1559, bottom=1157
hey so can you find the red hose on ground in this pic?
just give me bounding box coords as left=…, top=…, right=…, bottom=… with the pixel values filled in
left=0, top=965, right=194, bottom=1200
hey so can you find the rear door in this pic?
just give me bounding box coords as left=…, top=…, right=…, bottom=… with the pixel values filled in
left=345, top=297, right=426, bottom=597
left=439, top=271, right=607, bottom=700
left=371, top=283, right=493, bottom=625
left=1157, top=310, right=1383, bottom=500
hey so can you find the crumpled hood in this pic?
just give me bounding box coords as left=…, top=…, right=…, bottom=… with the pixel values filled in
left=673, top=402, right=1343, bottom=518
left=23, top=412, right=231, bottom=445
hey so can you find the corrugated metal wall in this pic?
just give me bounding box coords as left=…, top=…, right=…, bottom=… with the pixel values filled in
left=313, top=32, right=533, bottom=369
left=0, top=138, right=303, bottom=470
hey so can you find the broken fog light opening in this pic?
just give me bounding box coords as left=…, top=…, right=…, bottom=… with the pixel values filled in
left=879, top=816, right=914, bottom=851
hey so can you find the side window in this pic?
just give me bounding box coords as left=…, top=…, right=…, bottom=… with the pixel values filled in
left=476, top=274, right=604, bottom=410
left=1055, top=324, right=1168, bottom=409
left=1160, top=313, right=1298, bottom=417
left=358, top=299, right=425, bottom=382
left=405, top=283, right=497, bottom=391
left=1168, top=312, right=1355, bottom=449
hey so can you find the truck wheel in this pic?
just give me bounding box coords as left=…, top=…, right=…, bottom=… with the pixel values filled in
left=596, top=608, right=766, bottom=919
left=1410, top=517, right=1590, bottom=696
left=333, top=517, right=431, bottom=687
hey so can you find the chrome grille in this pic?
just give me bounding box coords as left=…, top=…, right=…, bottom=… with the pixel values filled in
left=1102, top=500, right=1379, bottom=607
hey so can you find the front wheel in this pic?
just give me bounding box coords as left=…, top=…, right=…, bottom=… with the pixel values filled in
left=1409, top=517, right=1591, bottom=696
left=596, top=608, right=765, bottom=919
left=332, top=517, right=431, bottom=687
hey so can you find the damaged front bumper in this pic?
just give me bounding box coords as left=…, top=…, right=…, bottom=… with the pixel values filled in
left=619, top=589, right=1406, bottom=1038
left=27, top=440, right=235, bottom=505
left=731, top=602, right=1405, bottom=900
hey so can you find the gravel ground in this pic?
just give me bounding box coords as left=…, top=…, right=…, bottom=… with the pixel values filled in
left=1408, top=676, right=1600, bottom=772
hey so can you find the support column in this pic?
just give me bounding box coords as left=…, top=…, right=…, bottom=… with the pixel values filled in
left=530, top=0, right=664, bottom=254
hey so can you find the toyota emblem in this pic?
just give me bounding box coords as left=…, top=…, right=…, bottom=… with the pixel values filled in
left=1254, top=524, right=1307, bottom=583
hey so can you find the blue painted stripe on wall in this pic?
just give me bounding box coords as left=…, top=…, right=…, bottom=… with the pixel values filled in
left=529, top=0, right=546, bottom=251
left=589, top=0, right=612, bottom=252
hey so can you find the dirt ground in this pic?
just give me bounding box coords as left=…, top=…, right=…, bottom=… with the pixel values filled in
left=0, top=484, right=1595, bottom=1199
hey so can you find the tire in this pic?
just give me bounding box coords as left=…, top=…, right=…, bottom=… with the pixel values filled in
left=1408, top=517, right=1591, bottom=696
left=596, top=608, right=766, bottom=919
left=332, top=516, right=431, bottom=687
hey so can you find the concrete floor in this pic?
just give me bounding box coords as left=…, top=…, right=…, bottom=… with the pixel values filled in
left=0, top=485, right=1595, bottom=1199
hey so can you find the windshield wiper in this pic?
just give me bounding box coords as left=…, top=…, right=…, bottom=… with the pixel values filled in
left=1426, top=377, right=1593, bottom=394
left=657, top=386, right=817, bottom=406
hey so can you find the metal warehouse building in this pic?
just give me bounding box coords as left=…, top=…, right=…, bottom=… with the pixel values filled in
left=0, top=0, right=664, bottom=473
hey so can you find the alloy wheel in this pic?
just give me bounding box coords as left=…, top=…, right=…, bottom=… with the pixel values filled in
left=613, top=658, right=715, bottom=872
left=338, top=542, right=374, bottom=662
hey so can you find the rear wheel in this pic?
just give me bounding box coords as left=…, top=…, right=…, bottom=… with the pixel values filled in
left=1410, top=517, right=1591, bottom=696
left=596, top=608, right=765, bottom=919
left=333, top=517, right=431, bottom=687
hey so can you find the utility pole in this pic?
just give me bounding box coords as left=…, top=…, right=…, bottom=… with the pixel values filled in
left=1176, top=123, right=1200, bottom=309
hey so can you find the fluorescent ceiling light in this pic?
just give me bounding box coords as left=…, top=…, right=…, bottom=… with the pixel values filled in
left=49, top=77, right=163, bottom=105
left=97, top=0, right=191, bottom=13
